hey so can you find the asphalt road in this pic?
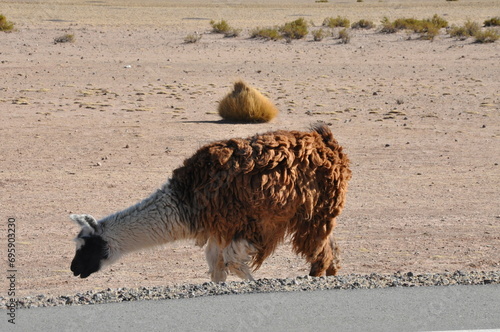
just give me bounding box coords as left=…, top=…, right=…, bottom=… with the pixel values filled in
left=4, top=284, right=500, bottom=332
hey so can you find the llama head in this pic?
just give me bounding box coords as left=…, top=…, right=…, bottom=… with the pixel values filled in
left=69, top=214, right=109, bottom=278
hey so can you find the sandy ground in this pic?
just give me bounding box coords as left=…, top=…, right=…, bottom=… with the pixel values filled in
left=1, top=0, right=499, bottom=298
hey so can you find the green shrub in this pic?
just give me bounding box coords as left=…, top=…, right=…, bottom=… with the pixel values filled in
left=279, top=18, right=308, bottom=40
left=323, top=16, right=350, bottom=28
left=474, top=28, right=499, bottom=43
left=0, top=14, right=14, bottom=32
left=250, top=27, right=283, bottom=41
left=484, top=17, right=500, bottom=27
left=351, top=19, right=375, bottom=29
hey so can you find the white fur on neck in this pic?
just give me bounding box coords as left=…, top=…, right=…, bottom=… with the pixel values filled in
left=98, top=182, right=193, bottom=260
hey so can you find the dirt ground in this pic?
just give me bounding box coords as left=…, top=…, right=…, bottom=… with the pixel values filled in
left=1, top=0, right=499, bottom=298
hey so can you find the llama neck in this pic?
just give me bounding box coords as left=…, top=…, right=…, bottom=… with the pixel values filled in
left=99, top=182, right=193, bottom=257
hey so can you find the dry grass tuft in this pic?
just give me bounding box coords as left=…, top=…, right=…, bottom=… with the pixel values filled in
left=54, top=34, right=75, bottom=44
left=449, top=20, right=480, bottom=39
left=279, top=18, right=309, bottom=40
left=483, top=17, right=500, bottom=27
left=338, top=28, right=351, bottom=43
left=380, top=14, right=447, bottom=40
left=0, top=14, right=15, bottom=32
left=218, top=81, right=279, bottom=123
left=323, top=16, right=350, bottom=28
left=474, top=28, right=499, bottom=43
left=312, top=28, right=328, bottom=41
left=250, top=27, right=283, bottom=40
left=184, top=33, right=202, bottom=43
left=210, top=19, right=241, bottom=37
left=351, top=19, right=375, bottom=29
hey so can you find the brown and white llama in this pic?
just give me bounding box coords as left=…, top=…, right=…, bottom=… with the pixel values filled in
left=70, top=124, right=351, bottom=281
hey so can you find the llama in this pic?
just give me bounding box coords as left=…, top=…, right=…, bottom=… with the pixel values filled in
left=70, top=124, right=351, bottom=281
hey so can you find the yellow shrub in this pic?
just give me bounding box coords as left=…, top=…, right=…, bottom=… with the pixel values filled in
left=218, top=81, right=279, bottom=123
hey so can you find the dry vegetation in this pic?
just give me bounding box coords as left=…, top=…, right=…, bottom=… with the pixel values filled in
left=211, top=15, right=498, bottom=44
left=218, top=81, right=278, bottom=123
left=0, top=13, right=15, bottom=32
left=279, top=18, right=309, bottom=41
left=323, top=16, right=350, bottom=29
left=184, top=32, right=202, bottom=43
left=210, top=19, right=241, bottom=38
left=351, top=19, right=375, bottom=30
left=54, top=33, right=75, bottom=44
left=483, top=17, right=500, bottom=27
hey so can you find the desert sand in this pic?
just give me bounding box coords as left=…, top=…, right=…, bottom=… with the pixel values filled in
left=0, top=0, right=499, bottom=297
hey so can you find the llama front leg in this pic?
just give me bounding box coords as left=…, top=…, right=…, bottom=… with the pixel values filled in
left=205, top=237, right=228, bottom=282
left=222, top=239, right=256, bottom=281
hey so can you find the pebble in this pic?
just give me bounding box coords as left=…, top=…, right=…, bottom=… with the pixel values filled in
left=2, top=270, right=499, bottom=309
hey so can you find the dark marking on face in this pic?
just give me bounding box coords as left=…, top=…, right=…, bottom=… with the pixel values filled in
left=71, top=235, right=108, bottom=278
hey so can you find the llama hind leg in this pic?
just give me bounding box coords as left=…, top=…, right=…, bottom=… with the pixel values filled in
left=205, top=237, right=228, bottom=282
left=222, top=239, right=256, bottom=281
left=308, top=232, right=341, bottom=277
left=325, top=233, right=341, bottom=276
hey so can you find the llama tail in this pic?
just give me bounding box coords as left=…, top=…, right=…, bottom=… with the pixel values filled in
left=311, top=123, right=338, bottom=147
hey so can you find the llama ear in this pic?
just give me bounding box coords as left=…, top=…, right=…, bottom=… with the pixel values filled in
left=70, top=214, right=98, bottom=233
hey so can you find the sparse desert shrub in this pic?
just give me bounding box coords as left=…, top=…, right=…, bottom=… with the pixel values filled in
left=218, top=81, right=279, bottom=123
left=379, top=15, right=446, bottom=39
left=184, top=33, right=202, bottom=43
left=393, top=18, right=421, bottom=31
left=474, top=28, right=499, bottom=43
left=424, top=14, right=448, bottom=29
left=351, top=19, right=375, bottom=29
left=449, top=20, right=480, bottom=39
left=312, top=28, right=328, bottom=41
left=380, top=17, right=397, bottom=33
left=323, top=16, right=350, bottom=28
left=484, top=17, right=500, bottom=27
left=54, top=33, right=75, bottom=44
left=210, top=19, right=231, bottom=34
left=279, top=18, right=309, bottom=40
left=418, top=21, right=440, bottom=40
left=250, top=27, right=283, bottom=40
left=0, top=14, right=15, bottom=32
left=338, top=28, right=351, bottom=44
left=224, top=28, right=241, bottom=38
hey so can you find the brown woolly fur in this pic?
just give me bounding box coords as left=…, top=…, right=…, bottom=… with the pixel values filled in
left=218, top=81, right=279, bottom=123
left=171, top=124, right=351, bottom=277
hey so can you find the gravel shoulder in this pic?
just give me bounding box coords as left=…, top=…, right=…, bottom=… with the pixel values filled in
left=2, top=271, right=500, bottom=308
